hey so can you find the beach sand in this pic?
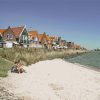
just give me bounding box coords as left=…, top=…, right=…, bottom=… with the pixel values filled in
left=1, top=59, right=100, bottom=100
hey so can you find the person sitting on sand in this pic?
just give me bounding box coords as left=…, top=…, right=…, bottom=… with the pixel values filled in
left=11, top=60, right=25, bottom=73
left=11, top=60, right=19, bottom=73
left=16, top=61, right=25, bottom=73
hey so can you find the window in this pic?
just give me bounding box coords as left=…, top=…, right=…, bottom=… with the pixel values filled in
left=10, top=34, right=13, bottom=39
left=6, top=34, right=10, bottom=39
left=6, top=34, right=13, bottom=39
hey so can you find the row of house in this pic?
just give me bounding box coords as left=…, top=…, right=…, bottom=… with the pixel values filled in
left=0, top=25, right=83, bottom=50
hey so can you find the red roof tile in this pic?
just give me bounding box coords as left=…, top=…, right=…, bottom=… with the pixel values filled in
left=46, top=35, right=50, bottom=41
left=38, top=34, right=44, bottom=42
left=0, top=29, right=5, bottom=34
left=28, top=31, right=38, bottom=39
left=11, top=26, right=24, bottom=38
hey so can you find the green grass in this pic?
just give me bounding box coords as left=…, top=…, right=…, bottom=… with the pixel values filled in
left=0, top=47, right=86, bottom=77
left=0, top=56, right=13, bottom=77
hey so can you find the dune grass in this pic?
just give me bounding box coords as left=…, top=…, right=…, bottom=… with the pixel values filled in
left=0, top=47, right=86, bottom=77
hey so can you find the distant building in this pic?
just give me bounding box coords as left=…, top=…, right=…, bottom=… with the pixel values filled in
left=67, top=42, right=74, bottom=49
left=74, top=44, right=81, bottom=50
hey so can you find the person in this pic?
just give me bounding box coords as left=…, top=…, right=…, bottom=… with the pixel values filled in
left=16, top=62, right=25, bottom=73
left=11, top=60, right=19, bottom=73
left=11, top=60, right=25, bottom=73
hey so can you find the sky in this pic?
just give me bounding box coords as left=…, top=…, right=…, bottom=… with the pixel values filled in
left=0, top=0, right=100, bottom=49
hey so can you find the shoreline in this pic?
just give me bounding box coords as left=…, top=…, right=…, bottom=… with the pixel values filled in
left=73, top=62, right=100, bottom=72
left=64, top=50, right=100, bottom=72
left=0, top=59, right=100, bottom=100
left=64, top=60, right=100, bottom=72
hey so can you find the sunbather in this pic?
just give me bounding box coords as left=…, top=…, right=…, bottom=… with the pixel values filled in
left=11, top=60, right=25, bottom=73
left=16, top=62, right=25, bottom=73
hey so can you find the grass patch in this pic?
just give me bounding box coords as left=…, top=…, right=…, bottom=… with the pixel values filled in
left=0, top=56, right=13, bottom=77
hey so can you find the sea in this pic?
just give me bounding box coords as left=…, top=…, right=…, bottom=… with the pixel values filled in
left=66, top=51, right=100, bottom=70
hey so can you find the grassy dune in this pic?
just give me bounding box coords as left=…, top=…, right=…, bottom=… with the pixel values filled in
left=0, top=48, right=86, bottom=77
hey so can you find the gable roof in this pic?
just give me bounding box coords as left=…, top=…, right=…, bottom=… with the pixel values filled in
left=38, top=32, right=50, bottom=42
left=38, top=34, right=43, bottom=42
left=49, top=36, right=57, bottom=41
left=0, top=26, right=25, bottom=38
left=28, top=31, right=38, bottom=39
left=10, top=26, right=25, bottom=38
left=0, top=29, right=5, bottom=34
left=38, top=33, right=45, bottom=42
left=46, top=35, right=50, bottom=41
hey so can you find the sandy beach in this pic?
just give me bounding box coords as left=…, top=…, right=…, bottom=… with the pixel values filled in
left=0, top=59, right=100, bottom=100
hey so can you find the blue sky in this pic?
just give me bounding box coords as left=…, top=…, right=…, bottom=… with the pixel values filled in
left=0, top=0, right=100, bottom=49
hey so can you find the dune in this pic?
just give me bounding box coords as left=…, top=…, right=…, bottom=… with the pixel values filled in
left=1, top=59, right=100, bottom=100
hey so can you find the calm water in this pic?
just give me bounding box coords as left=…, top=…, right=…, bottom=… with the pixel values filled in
left=66, top=51, right=100, bottom=69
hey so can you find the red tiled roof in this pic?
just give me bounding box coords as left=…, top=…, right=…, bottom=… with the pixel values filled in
left=46, top=35, right=50, bottom=41
left=38, top=34, right=44, bottom=42
left=49, top=36, right=58, bottom=41
left=28, top=31, right=38, bottom=39
left=38, top=32, right=50, bottom=42
left=0, top=29, right=5, bottom=34
left=11, top=26, right=24, bottom=38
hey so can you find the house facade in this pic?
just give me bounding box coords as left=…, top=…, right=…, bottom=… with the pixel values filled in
left=28, top=30, right=39, bottom=48
left=38, top=32, right=53, bottom=49
left=38, top=32, right=48, bottom=48
left=0, top=29, right=6, bottom=47
left=74, top=44, right=81, bottom=50
left=67, top=42, right=74, bottom=49
left=0, top=26, right=29, bottom=48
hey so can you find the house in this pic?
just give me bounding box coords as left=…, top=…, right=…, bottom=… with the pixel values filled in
left=0, top=30, right=4, bottom=41
left=46, top=35, right=52, bottom=49
left=0, top=29, right=6, bottom=47
left=0, top=26, right=29, bottom=48
left=60, top=40, right=67, bottom=46
left=38, top=32, right=54, bottom=49
left=49, top=36, right=61, bottom=45
left=38, top=32, right=49, bottom=48
left=67, top=42, right=74, bottom=49
left=74, top=44, right=81, bottom=50
left=49, top=36, right=56, bottom=45
left=28, top=30, right=39, bottom=48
